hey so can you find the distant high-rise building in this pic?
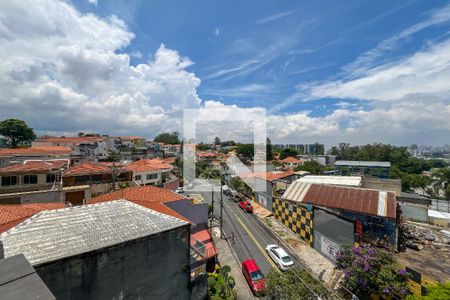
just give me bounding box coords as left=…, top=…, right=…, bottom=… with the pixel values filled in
left=273, top=143, right=325, bottom=155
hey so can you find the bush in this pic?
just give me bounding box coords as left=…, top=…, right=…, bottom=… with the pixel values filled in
left=336, top=244, right=411, bottom=299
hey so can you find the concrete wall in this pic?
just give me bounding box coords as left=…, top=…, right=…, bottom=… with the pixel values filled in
left=362, top=177, right=402, bottom=194
left=36, top=226, right=191, bottom=300
left=399, top=203, right=428, bottom=223
left=0, top=190, right=63, bottom=204
left=254, top=177, right=273, bottom=211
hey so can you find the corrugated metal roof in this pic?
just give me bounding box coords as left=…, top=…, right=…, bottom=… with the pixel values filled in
left=335, top=160, right=391, bottom=167
left=281, top=182, right=396, bottom=218
left=296, top=175, right=362, bottom=187
left=0, top=200, right=187, bottom=266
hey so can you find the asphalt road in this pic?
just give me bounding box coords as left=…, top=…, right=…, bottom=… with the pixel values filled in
left=201, top=189, right=302, bottom=277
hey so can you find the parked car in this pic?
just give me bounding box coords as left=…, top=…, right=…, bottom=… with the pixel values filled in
left=174, top=187, right=184, bottom=194
left=265, top=244, right=294, bottom=271
left=239, top=201, right=253, bottom=213
left=242, top=259, right=266, bottom=296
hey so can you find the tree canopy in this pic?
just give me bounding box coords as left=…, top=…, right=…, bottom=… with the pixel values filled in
left=336, top=244, right=411, bottom=300
left=294, top=160, right=324, bottom=175
left=0, top=119, right=36, bottom=148
left=265, top=268, right=329, bottom=299
left=235, top=144, right=254, bottom=160
left=279, top=148, right=299, bottom=160
left=329, top=143, right=448, bottom=192
left=153, top=131, right=180, bottom=144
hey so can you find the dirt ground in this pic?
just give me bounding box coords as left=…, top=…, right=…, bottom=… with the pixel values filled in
left=395, top=222, right=450, bottom=282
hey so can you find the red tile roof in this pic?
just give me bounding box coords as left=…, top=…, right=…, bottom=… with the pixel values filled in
left=124, top=159, right=173, bottom=173
left=0, top=146, right=72, bottom=157
left=63, top=163, right=116, bottom=176
left=35, top=137, right=103, bottom=143
left=0, top=203, right=66, bottom=233
left=0, top=160, right=69, bottom=174
left=244, top=170, right=295, bottom=182
left=304, top=184, right=396, bottom=219
left=281, top=156, right=301, bottom=163
left=86, top=186, right=188, bottom=222
left=120, top=136, right=144, bottom=141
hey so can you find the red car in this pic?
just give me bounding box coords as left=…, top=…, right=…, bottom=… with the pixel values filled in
left=242, top=259, right=266, bottom=296
left=239, top=201, right=253, bottom=212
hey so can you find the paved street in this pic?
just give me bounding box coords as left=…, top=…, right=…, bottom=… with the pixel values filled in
left=201, top=188, right=302, bottom=277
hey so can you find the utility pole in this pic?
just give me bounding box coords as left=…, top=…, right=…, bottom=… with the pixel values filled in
left=220, top=184, right=223, bottom=239
left=211, top=184, right=214, bottom=223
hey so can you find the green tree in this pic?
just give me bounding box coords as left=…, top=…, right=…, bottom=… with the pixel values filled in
left=207, top=265, right=236, bottom=300
left=266, top=268, right=329, bottom=299
left=408, top=174, right=432, bottom=195
left=295, top=160, right=324, bottom=175
left=235, top=144, right=254, bottom=160
left=0, top=119, right=36, bottom=148
left=336, top=244, right=411, bottom=300
left=431, top=168, right=450, bottom=200
left=214, top=136, right=221, bottom=146
left=279, top=148, right=299, bottom=160
left=266, top=137, right=274, bottom=161
left=153, top=131, right=180, bottom=144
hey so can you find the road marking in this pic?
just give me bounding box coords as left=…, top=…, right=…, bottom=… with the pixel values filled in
left=235, top=214, right=281, bottom=273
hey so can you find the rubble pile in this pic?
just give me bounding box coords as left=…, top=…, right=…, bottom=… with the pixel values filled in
left=398, top=221, right=450, bottom=252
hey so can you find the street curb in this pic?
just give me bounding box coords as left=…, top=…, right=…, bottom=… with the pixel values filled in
left=214, top=233, right=256, bottom=300
left=257, top=215, right=343, bottom=298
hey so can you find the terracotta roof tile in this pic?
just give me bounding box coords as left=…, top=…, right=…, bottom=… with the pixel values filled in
left=0, top=203, right=66, bottom=233
left=244, top=170, right=295, bottom=182
left=0, top=160, right=69, bottom=174
left=63, top=163, right=126, bottom=176
left=35, top=137, right=102, bottom=143
left=0, top=146, right=72, bottom=157
left=124, top=159, right=173, bottom=173
left=281, top=156, right=301, bottom=163
left=86, top=186, right=189, bottom=222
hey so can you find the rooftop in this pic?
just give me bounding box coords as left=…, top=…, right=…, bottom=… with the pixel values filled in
left=0, top=254, right=55, bottom=300
left=124, top=159, right=172, bottom=173
left=281, top=156, right=301, bottom=163
left=0, top=160, right=69, bottom=174
left=296, top=175, right=362, bottom=187
left=87, top=185, right=188, bottom=221
left=0, top=200, right=188, bottom=266
left=35, top=136, right=103, bottom=144
left=0, top=146, right=72, bottom=157
left=63, top=162, right=127, bottom=176
left=246, top=170, right=295, bottom=182
left=335, top=160, right=391, bottom=167
left=282, top=182, right=396, bottom=218
left=0, top=203, right=66, bottom=233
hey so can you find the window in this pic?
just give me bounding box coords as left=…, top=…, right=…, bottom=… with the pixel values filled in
left=1, top=176, right=17, bottom=186
left=146, top=173, right=158, bottom=180
left=135, top=175, right=142, bottom=181
left=46, top=174, right=57, bottom=183
left=23, top=175, right=38, bottom=184
left=75, top=175, right=90, bottom=183
left=91, top=174, right=102, bottom=182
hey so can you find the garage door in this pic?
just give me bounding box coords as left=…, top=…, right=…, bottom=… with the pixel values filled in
left=66, top=191, right=85, bottom=206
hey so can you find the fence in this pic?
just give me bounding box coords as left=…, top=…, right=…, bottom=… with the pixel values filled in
left=430, top=199, right=450, bottom=213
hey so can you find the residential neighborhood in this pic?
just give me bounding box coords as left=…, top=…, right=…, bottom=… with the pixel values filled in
left=1, top=1, right=450, bottom=300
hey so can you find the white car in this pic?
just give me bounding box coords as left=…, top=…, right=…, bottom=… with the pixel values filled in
left=265, top=244, right=294, bottom=271
left=175, top=187, right=184, bottom=194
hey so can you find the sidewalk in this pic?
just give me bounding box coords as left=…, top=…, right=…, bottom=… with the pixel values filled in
left=212, top=227, right=255, bottom=300
left=250, top=203, right=343, bottom=289
left=264, top=217, right=343, bottom=288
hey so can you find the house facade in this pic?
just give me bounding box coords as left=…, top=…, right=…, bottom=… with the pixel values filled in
left=0, top=201, right=192, bottom=300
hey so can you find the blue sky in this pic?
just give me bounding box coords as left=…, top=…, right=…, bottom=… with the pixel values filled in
left=73, top=0, right=447, bottom=115
left=1, top=0, right=450, bottom=146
